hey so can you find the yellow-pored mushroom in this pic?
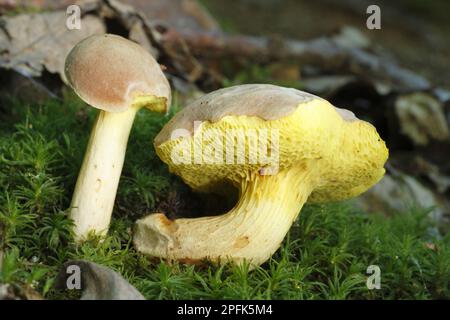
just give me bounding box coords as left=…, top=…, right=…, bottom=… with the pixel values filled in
left=65, top=34, right=171, bottom=241
left=134, top=84, right=388, bottom=266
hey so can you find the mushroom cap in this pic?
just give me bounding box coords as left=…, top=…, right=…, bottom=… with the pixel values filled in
left=155, top=84, right=388, bottom=202
left=65, top=34, right=171, bottom=112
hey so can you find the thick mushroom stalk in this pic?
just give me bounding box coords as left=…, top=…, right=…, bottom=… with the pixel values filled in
left=133, top=84, right=388, bottom=267
left=65, top=34, right=171, bottom=241
left=135, top=167, right=313, bottom=265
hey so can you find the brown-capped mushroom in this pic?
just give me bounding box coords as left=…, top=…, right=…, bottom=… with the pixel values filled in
left=65, top=34, right=171, bottom=241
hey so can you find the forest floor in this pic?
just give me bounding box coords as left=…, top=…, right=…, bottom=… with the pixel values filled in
left=0, top=0, right=449, bottom=300
left=0, top=94, right=448, bottom=299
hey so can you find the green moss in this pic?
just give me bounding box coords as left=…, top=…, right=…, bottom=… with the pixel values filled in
left=0, top=95, right=448, bottom=300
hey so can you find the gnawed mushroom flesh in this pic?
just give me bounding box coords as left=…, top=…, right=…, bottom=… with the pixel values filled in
left=134, top=84, right=388, bottom=267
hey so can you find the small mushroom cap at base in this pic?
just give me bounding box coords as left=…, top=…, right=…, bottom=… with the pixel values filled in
left=65, top=34, right=171, bottom=113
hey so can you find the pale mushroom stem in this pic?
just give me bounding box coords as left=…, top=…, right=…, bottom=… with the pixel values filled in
left=134, top=167, right=314, bottom=266
left=70, top=106, right=139, bottom=241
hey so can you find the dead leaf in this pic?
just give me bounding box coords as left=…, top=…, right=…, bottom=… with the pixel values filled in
left=0, top=11, right=105, bottom=81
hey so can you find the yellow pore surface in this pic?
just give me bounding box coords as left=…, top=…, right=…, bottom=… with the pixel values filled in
left=156, top=99, right=389, bottom=203
left=131, top=95, right=169, bottom=113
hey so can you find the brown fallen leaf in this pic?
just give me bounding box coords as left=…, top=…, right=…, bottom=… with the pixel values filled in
left=0, top=10, right=105, bottom=80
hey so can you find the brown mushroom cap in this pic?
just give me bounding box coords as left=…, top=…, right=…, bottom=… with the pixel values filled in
left=155, top=84, right=321, bottom=146
left=65, top=34, right=171, bottom=112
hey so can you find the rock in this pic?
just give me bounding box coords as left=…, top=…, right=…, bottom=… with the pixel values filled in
left=355, top=173, right=445, bottom=222
left=54, top=260, right=145, bottom=300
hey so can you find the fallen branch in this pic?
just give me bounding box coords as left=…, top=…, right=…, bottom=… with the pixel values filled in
left=157, top=29, right=431, bottom=92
